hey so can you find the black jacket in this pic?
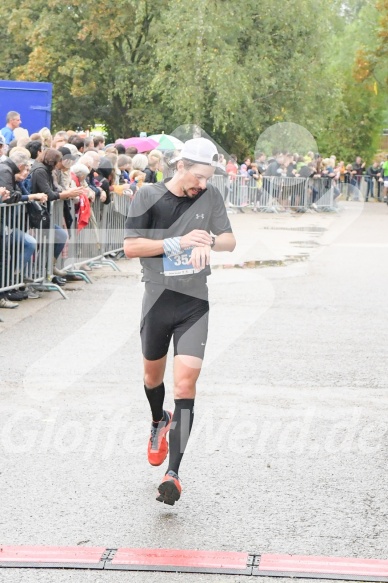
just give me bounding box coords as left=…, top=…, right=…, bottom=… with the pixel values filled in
left=298, top=165, right=315, bottom=179
left=366, top=165, right=381, bottom=179
left=0, top=159, right=23, bottom=204
left=144, top=167, right=157, bottom=183
left=87, top=169, right=100, bottom=198
left=94, top=171, right=111, bottom=205
left=0, top=159, right=25, bottom=230
left=31, top=161, right=60, bottom=202
left=265, top=160, right=283, bottom=177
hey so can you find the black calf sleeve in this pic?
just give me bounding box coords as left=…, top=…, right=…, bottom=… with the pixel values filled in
left=167, top=398, right=195, bottom=475
left=144, top=382, right=165, bottom=423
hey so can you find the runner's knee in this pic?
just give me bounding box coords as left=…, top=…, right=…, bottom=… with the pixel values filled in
left=174, top=379, right=196, bottom=400
left=144, top=373, right=163, bottom=389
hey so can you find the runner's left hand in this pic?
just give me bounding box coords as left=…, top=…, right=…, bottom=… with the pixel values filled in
left=190, top=245, right=211, bottom=270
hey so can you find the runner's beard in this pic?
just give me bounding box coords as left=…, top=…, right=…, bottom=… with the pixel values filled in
left=182, top=187, right=204, bottom=198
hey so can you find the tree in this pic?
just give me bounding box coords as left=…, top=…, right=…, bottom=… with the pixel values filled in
left=315, top=0, right=387, bottom=161
left=0, top=0, right=166, bottom=137
left=153, top=0, right=337, bottom=157
left=1, top=0, right=382, bottom=160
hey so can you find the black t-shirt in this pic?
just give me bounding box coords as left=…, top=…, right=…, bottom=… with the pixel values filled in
left=124, top=180, right=232, bottom=286
left=366, top=165, right=381, bottom=178
left=265, top=161, right=283, bottom=177
left=144, top=167, right=157, bottom=183
left=352, top=163, right=364, bottom=177
left=286, top=162, right=296, bottom=177
left=298, top=165, right=314, bottom=178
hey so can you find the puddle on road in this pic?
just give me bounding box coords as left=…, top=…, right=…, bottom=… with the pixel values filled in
left=291, top=240, right=321, bottom=248
left=264, top=226, right=327, bottom=233
left=213, top=254, right=309, bottom=270
left=212, top=224, right=325, bottom=270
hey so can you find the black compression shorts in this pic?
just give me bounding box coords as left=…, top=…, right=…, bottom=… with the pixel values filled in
left=140, top=283, right=210, bottom=361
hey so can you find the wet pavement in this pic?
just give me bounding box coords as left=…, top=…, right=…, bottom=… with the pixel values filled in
left=0, top=199, right=387, bottom=582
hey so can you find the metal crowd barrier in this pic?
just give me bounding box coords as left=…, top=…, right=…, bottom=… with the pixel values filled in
left=229, top=176, right=259, bottom=208
left=62, top=198, right=102, bottom=274
left=261, top=176, right=308, bottom=212
left=24, top=206, right=55, bottom=284
left=210, top=175, right=229, bottom=203
left=60, top=196, right=121, bottom=274
left=331, top=179, right=365, bottom=204
left=102, top=192, right=131, bottom=257
left=1, top=174, right=348, bottom=310
left=359, top=176, right=383, bottom=201
left=211, top=175, right=308, bottom=212
left=308, top=177, right=337, bottom=211
left=0, top=202, right=26, bottom=293
left=1, top=193, right=129, bottom=303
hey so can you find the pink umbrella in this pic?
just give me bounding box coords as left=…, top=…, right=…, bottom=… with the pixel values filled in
left=116, top=137, right=159, bottom=153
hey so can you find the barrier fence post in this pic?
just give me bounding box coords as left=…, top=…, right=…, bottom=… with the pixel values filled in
left=24, top=201, right=68, bottom=298
left=1, top=202, right=25, bottom=294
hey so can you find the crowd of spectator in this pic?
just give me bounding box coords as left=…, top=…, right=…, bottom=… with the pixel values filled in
left=225, top=151, right=388, bottom=208
left=1, top=110, right=388, bottom=313
left=0, top=111, right=165, bottom=311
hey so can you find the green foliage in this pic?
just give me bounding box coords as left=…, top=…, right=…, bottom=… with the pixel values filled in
left=0, top=0, right=386, bottom=160
left=0, top=0, right=164, bottom=136
left=315, top=0, right=388, bottom=162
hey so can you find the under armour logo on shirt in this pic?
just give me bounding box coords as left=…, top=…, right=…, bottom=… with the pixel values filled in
left=196, top=214, right=205, bottom=219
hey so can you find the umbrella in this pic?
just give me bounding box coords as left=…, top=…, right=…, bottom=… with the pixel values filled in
left=115, top=137, right=159, bottom=153
left=149, top=134, right=184, bottom=151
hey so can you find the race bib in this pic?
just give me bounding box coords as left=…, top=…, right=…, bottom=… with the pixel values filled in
left=163, top=248, right=201, bottom=277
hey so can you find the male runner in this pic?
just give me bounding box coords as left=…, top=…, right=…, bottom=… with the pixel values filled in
left=124, top=138, right=236, bottom=505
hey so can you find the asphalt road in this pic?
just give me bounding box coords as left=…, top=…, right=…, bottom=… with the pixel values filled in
left=0, top=200, right=387, bottom=583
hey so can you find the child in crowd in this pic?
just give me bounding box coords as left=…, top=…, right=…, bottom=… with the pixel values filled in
left=129, top=170, right=146, bottom=196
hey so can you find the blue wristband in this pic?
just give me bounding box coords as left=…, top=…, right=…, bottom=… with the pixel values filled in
left=163, top=237, right=183, bottom=258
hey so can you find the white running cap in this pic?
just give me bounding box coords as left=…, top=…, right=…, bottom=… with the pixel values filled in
left=176, top=138, right=222, bottom=167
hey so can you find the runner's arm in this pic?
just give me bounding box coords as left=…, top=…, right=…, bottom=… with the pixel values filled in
left=210, top=232, right=236, bottom=252
left=124, top=230, right=214, bottom=259
left=124, top=237, right=164, bottom=258
left=190, top=233, right=236, bottom=269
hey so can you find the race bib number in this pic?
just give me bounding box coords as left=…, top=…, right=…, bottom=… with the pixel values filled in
left=163, top=248, right=201, bottom=277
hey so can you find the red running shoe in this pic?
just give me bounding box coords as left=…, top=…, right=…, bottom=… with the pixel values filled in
left=156, top=470, right=182, bottom=505
left=147, top=410, right=173, bottom=466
